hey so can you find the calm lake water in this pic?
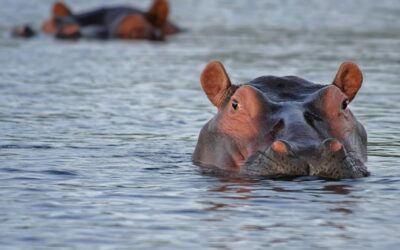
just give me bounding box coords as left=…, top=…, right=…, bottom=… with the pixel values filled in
left=1, top=0, right=400, bottom=249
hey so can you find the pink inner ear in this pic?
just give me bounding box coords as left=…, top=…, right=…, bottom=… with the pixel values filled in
left=200, top=61, right=231, bottom=107
left=333, top=62, right=363, bottom=102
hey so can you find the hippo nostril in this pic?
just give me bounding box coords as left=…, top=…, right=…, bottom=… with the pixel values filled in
left=322, top=138, right=343, bottom=153
left=271, top=140, right=291, bottom=155
left=271, top=119, right=284, bottom=137
left=329, top=140, right=343, bottom=153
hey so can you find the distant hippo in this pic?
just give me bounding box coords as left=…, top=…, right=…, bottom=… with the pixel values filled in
left=13, top=0, right=180, bottom=41
left=193, top=61, right=369, bottom=179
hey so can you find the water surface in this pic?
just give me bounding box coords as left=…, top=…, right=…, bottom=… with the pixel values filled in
left=1, top=0, right=400, bottom=249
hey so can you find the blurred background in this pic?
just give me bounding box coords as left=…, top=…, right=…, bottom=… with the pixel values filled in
left=0, top=0, right=399, bottom=249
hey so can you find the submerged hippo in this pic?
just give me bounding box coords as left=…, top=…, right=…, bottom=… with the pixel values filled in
left=193, top=61, right=368, bottom=179
left=12, top=0, right=180, bottom=41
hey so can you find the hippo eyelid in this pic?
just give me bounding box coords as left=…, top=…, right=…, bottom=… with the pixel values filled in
left=232, top=99, right=239, bottom=110
left=341, top=99, right=349, bottom=110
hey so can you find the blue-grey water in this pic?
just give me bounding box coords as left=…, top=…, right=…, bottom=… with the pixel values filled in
left=1, top=0, right=400, bottom=249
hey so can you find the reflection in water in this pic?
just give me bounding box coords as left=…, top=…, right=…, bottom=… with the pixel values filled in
left=1, top=0, right=400, bottom=248
left=199, top=177, right=358, bottom=247
left=322, top=184, right=352, bottom=195
left=202, top=201, right=237, bottom=211
left=209, top=184, right=253, bottom=193
left=205, top=176, right=356, bottom=203
left=329, top=207, right=353, bottom=214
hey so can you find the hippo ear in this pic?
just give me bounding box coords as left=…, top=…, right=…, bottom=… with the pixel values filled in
left=53, top=2, right=72, bottom=17
left=200, top=60, right=232, bottom=107
left=332, top=62, right=363, bottom=102
left=146, top=0, right=169, bottom=28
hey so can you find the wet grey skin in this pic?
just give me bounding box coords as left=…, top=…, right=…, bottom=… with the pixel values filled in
left=242, top=76, right=368, bottom=179
left=193, top=61, right=369, bottom=180
left=243, top=137, right=368, bottom=179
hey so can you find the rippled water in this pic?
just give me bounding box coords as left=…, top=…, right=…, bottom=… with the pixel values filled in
left=1, top=0, right=400, bottom=249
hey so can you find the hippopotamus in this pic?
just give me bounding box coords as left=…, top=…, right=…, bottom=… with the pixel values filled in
left=193, top=61, right=369, bottom=179
left=12, top=0, right=180, bottom=41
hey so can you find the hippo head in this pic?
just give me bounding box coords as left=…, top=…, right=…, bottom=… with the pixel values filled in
left=41, top=0, right=170, bottom=41
left=193, top=61, right=368, bottom=179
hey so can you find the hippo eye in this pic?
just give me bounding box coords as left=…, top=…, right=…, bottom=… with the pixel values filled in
left=341, top=99, right=349, bottom=110
left=232, top=100, right=239, bottom=110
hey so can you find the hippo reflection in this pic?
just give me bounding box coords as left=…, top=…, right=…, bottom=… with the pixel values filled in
left=193, top=61, right=368, bottom=179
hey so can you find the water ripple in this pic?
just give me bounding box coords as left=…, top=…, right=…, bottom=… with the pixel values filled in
left=0, top=0, right=399, bottom=249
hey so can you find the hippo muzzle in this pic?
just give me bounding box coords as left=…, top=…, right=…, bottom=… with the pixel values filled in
left=244, top=138, right=369, bottom=179
left=193, top=60, right=369, bottom=180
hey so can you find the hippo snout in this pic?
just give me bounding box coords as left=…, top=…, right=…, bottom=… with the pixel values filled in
left=244, top=138, right=369, bottom=179
left=269, top=138, right=343, bottom=159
